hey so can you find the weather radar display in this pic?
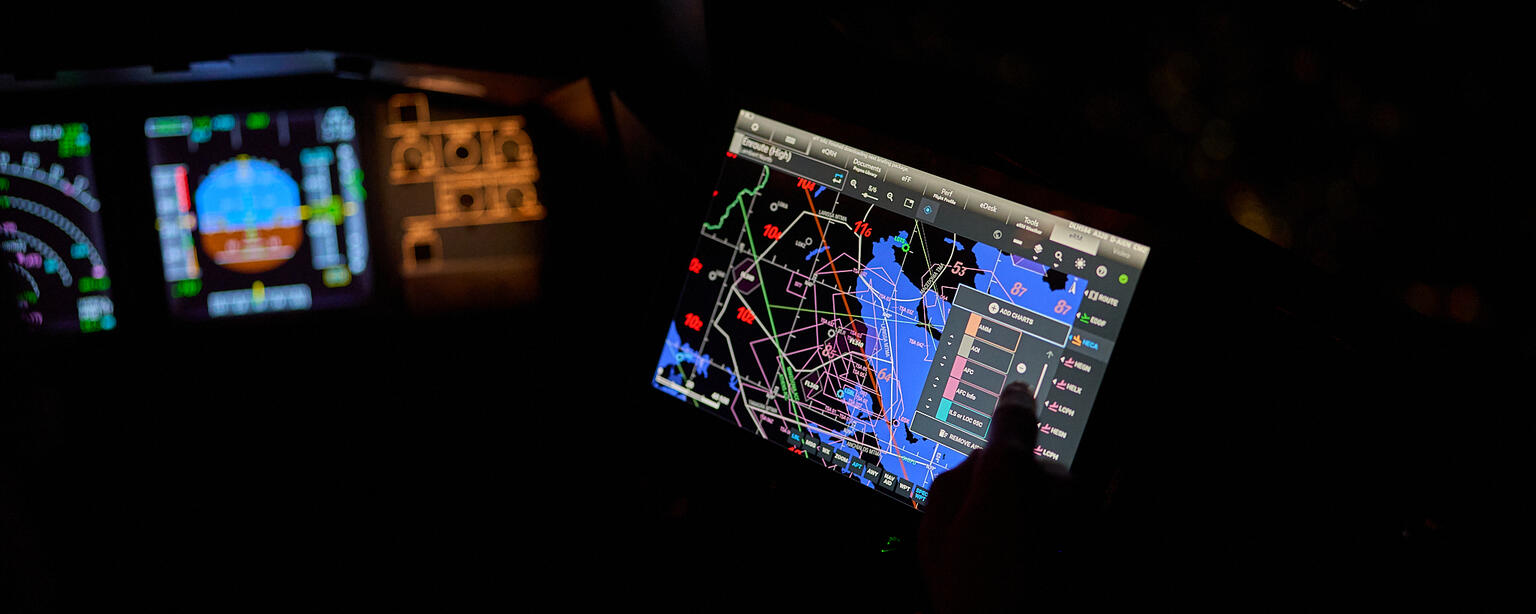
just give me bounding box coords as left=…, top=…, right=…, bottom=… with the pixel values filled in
left=144, top=107, right=372, bottom=319
left=1, top=123, right=117, bottom=333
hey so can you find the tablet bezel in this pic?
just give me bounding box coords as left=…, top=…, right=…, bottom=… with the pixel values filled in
left=637, top=96, right=1169, bottom=523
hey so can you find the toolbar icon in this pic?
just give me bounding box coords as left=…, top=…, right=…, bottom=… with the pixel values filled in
left=902, top=197, right=915, bottom=208
left=833, top=172, right=844, bottom=184
left=1095, top=265, right=1107, bottom=278
left=1074, top=257, right=1086, bottom=270
left=1118, top=274, right=1129, bottom=284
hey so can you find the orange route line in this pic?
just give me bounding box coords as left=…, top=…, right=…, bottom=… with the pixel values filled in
left=802, top=186, right=914, bottom=494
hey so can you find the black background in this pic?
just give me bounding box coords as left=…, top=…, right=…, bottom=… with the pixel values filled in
left=3, top=1, right=1530, bottom=609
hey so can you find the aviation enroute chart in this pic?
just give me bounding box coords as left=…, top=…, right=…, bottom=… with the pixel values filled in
left=655, top=110, right=1151, bottom=508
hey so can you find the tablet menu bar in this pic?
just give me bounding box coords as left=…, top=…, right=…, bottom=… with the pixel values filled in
left=732, top=110, right=1151, bottom=273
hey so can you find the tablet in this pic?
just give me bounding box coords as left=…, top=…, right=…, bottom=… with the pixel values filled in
left=652, top=109, right=1150, bottom=509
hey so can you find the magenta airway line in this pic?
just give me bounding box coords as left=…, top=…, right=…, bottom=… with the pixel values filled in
left=747, top=320, right=823, bottom=385
left=799, top=187, right=908, bottom=493
left=782, top=344, right=821, bottom=358
left=747, top=320, right=821, bottom=344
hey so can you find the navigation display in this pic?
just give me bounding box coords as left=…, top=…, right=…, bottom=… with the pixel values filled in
left=654, top=110, right=1151, bottom=509
left=144, top=107, right=372, bottom=319
left=1, top=123, right=117, bottom=333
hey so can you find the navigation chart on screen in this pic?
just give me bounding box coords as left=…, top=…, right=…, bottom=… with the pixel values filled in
left=655, top=112, right=1150, bottom=508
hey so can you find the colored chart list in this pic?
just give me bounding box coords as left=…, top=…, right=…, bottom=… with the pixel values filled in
left=912, top=284, right=1074, bottom=459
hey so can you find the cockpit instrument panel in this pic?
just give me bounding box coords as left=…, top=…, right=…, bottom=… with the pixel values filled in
left=143, top=107, right=373, bottom=319
left=1, top=123, right=117, bottom=333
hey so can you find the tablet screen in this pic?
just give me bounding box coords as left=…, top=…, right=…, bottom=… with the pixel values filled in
left=144, top=107, right=373, bottom=319
left=654, top=110, right=1150, bottom=508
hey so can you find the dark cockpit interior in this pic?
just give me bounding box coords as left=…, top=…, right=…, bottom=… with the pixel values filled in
left=2, top=3, right=1527, bottom=608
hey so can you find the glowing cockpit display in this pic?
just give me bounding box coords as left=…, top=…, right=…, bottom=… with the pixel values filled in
left=144, top=107, right=373, bottom=319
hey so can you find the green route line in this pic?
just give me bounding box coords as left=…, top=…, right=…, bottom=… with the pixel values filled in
left=913, top=218, right=932, bottom=267
left=738, top=198, right=942, bottom=476
left=731, top=166, right=806, bottom=418
left=703, top=164, right=769, bottom=231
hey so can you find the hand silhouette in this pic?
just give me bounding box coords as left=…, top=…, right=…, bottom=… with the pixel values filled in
left=918, top=382, right=1071, bottom=612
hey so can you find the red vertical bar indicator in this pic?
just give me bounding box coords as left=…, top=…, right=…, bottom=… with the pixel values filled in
left=174, top=165, right=200, bottom=278
left=174, top=165, right=191, bottom=213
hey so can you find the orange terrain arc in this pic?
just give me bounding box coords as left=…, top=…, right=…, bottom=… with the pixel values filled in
left=800, top=186, right=912, bottom=490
